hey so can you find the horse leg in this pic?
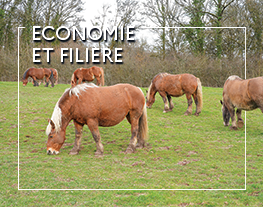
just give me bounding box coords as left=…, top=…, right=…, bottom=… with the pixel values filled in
left=78, top=78, right=82, bottom=85
left=227, top=105, right=237, bottom=130
left=126, top=112, right=144, bottom=149
left=32, top=77, right=39, bottom=86
left=184, top=93, right=193, bottom=115
left=167, top=95, right=174, bottom=110
left=45, top=76, right=49, bottom=87
left=125, top=115, right=139, bottom=153
left=87, top=119, right=104, bottom=155
left=69, top=121, right=84, bottom=155
left=236, top=109, right=244, bottom=128
left=192, top=93, right=200, bottom=116
left=96, top=76, right=101, bottom=86
left=159, top=91, right=170, bottom=113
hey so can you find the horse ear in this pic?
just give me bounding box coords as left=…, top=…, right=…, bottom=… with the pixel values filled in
left=220, top=100, right=223, bottom=105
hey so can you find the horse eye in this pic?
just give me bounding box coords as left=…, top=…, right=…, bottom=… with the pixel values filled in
left=50, top=135, right=53, bottom=138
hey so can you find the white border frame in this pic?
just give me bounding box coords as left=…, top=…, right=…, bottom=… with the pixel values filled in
left=18, top=26, right=247, bottom=191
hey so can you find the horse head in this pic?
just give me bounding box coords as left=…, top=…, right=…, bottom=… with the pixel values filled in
left=220, top=100, right=230, bottom=126
left=46, top=119, right=65, bottom=155
left=145, top=88, right=155, bottom=109
left=22, top=78, right=28, bottom=86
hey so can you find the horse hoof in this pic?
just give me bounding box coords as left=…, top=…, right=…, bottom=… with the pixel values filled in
left=95, top=151, right=103, bottom=156
left=125, top=148, right=134, bottom=154
left=136, top=143, right=144, bottom=149
left=230, top=126, right=238, bottom=130
left=238, top=121, right=244, bottom=128
left=194, top=112, right=199, bottom=116
left=69, top=151, right=79, bottom=155
left=184, top=111, right=191, bottom=116
left=163, top=110, right=167, bottom=113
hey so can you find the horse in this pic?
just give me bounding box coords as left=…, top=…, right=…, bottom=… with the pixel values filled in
left=71, top=66, right=105, bottom=87
left=22, top=67, right=54, bottom=87
left=45, top=83, right=148, bottom=155
left=33, top=68, right=58, bottom=86
left=220, top=75, right=263, bottom=130
left=146, top=73, right=203, bottom=115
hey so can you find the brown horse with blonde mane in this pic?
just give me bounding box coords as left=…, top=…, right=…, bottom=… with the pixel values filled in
left=46, top=83, right=148, bottom=155
left=220, top=75, right=263, bottom=130
left=146, top=73, right=203, bottom=115
left=71, top=66, right=104, bottom=87
left=22, top=67, right=54, bottom=87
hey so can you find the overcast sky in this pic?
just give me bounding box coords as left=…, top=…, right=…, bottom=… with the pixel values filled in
left=80, top=0, right=155, bottom=44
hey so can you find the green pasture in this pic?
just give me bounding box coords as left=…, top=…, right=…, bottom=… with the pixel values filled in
left=0, top=81, right=262, bottom=206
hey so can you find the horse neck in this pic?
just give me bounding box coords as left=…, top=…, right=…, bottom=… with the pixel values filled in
left=149, top=84, right=157, bottom=100
left=59, top=94, right=75, bottom=131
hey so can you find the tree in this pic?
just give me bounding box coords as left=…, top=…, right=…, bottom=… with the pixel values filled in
left=143, top=0, right=180, bottom=59
left=184, top=0, right=206, bottom=55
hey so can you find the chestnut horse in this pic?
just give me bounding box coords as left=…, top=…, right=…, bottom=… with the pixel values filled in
left=146, top=73, right=203, bottom=115
left=34, top=68, right=58, bottom=86
left=22, top=67, right=54, bottom=87
left=220, top=75, right=263, bottom=130
left=71, top=66, right=104, bottom=87
left=46, top=83, right=148, bottom=155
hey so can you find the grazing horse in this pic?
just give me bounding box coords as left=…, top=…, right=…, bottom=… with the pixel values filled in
left=220, top=75, right=263, bottom=130
left=71, top=66, right=105, bottom=87
left=22, top=67, right=54, bottom=87
left=34, top=68, right=58, bottom=86
left=146, top=73, right=203, bottom=115
left=45, top=83, right=148, bottom=155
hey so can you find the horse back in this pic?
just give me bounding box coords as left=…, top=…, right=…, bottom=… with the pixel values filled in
left=76, top=68, right=94, bottom=81
left=154, top=73, right=198, bottom=97
left=223, top=78, right=258, bottom=110
left=28, top=68, right=45, bottom=79
left=69, top=84, right=145, bottom=127
left=248, top=77, right=263, bottom=109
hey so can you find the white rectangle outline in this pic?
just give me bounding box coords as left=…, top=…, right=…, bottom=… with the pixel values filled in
left=17, top=26, right=247, bottom=191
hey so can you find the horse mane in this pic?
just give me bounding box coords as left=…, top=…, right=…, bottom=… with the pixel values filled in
left=146, top=82, right=152, bottom=100
left=45, top=99, right=63, bottom=135
left=46, top=83, right=98, bottom=135
left=69, top=83, right=98, bottom=98
left=159, top=72, right=169, bottom=78
left=227, top=75, right=242, bottom=81
left=22, top=68, right=30, bottom=80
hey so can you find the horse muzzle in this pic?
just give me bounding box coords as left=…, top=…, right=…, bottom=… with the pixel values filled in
left=47, top=148, right=59, bottom=155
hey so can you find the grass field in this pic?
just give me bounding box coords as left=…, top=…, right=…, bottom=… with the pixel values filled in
left=0, top=81, right=262, bottom=206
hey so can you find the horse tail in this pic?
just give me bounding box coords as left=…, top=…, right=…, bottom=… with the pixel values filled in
left=50, top=69, right=54, bottom=87
left=196, top=78, right=203, bottom=110
left=100, top=68, right=105, bottom=86
left=54, top=69, right=58, bottom=84
left=137, top=103, right=148, bottom=148
left=50, top=69, right=54, bottom=80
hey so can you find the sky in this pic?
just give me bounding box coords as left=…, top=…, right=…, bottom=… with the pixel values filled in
left=81, top=0, right=117, bottom=28
left=80, top=0, right=155, bottom=45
